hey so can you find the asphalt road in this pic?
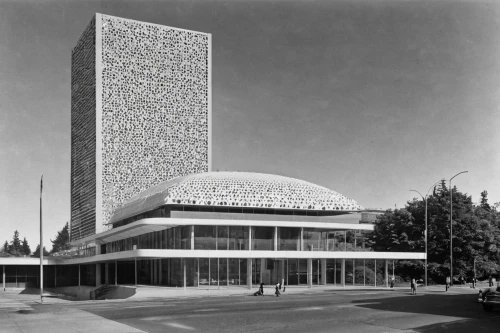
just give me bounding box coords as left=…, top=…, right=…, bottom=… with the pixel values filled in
left=30, top=288, right=500, bottom=333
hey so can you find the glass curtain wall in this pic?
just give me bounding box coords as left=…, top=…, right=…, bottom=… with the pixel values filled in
left=251, top=227, right=273, bottom=251
left=194, top=226, right=216, bottom=250
left=303, top=229, right=327, bottom=251
left=229, top=226, right=248, bottom=250
left=278, top=227, right=300, bottom=251
left=345, top=259, right=353, bottom=285
left=228, top=258, right=247, bottom=285
left=105, top=226, right=373, bottom=253
left=354, top=259, right=364, bottom=286
left=365, top=259, right=376, bottom=286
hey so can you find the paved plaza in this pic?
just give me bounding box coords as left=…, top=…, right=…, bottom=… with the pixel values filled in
left=1, top=285, right=499, bottom=333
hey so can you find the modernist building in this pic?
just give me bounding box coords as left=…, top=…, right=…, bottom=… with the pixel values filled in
left=1, top=14, right=424, bottom=292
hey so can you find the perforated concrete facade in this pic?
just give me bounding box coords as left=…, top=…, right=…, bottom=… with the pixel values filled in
left=71, top=14, right=211, bottom=241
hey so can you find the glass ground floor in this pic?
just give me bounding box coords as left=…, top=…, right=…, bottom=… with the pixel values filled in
left=90, top=257, right=397, bottom=288
left=1, top=258, right=402, bottom=290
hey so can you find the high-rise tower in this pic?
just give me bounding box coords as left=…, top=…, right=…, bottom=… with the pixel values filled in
left=70, top=14, right=211, bottom=241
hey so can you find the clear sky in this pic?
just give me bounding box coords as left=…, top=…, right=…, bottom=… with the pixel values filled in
left=1, top=0, right=499, bottom=251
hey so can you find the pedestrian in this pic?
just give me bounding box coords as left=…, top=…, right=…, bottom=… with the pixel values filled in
left=446, top=276, right=450, bottom=291
left=390, top=275, right=395, bottom=288
left=259, top=282, right=264, bottom=296
left=410, top=278, right=417, bottom=295
left=488, top=275, right=492, bottom=287
left=275, top=282, right=281, bottom=297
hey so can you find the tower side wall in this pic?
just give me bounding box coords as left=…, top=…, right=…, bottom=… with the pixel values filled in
left=71, top=17, right=97, bottom=241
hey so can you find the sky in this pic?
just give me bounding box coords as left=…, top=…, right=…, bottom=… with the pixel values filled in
left=0, top=0, right=499, bottom=251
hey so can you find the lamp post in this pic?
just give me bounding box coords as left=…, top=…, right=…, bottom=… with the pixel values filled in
left=449, top=171, right=468, bottom=287
left=410, top=180, right=441, bottom=287
left=40, top=176, right=43, bottom=303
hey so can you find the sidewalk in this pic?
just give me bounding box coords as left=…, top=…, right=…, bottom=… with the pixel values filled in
left=1, top=283, right=481, bottom=305
left=0, top=290, right=145, bottom=333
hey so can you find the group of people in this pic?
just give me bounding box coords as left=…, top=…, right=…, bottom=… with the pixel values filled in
left=255, top=279, right=285, bottom=297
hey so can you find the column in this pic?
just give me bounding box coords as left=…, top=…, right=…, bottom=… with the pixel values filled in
left=281, top=260, right=285, bottom=285
left=317, top=260, right=320, bottom=285
left=153, top=260, right=157, bottom=285
left=115, top=260, right=118, bottom=286
left=183, top=259, right=187, bottom=290
left=150, top=260, right=153, bottom=285
left=363, top=259, right=366, bottom=286
left=95, top=264, right=101, bottom=287
left=341, top=259, right=345, bottom=287
left=3, top=265, right=5, bottom=291
left=307, top=258, right=313, bottom=288
left=274, top=227, right=278, bottom=251
left=374, top=260, right=377, bottom=287
left=321, top=259, right=327, bottom=285
left=334, top=260, right=337, bottom=285
left=78, top=265, right=81, bottom=287
left=385, top=260, right=389, bottom=288
left=247, top=259, right=252, bottom=290
left=134, top=259, right=137, bottom=287
left=352, top=259, right=355, bottom=286
left=300, top=228, right=304, bottom=251
left=191, top=226, right=195, bottom=250
left=159, top=260, right=163, bottom=285
left=248, top=226, right=252, bottom=251
left=260, top=259, right=265, bottom=284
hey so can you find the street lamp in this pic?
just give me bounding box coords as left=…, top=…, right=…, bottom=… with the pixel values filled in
left=449, top=171, right=468, bottom=287
left=410, top=180, right=441, bottom=287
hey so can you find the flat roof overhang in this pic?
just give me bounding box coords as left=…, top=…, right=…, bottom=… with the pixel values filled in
left=0, top=257, right=60, bottom=265
left=70, top=216, right=374, bottom=246
left=58, top=249, right=426, bottom=265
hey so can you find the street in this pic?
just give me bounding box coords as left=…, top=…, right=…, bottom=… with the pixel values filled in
left=7, top=288, right=497, bottom=333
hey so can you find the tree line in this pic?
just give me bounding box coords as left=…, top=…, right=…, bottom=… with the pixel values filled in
left=367, top=180, right=500, bottom=283
left=0, top=222, right=70, bottom=257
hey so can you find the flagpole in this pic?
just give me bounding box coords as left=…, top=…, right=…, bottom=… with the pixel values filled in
left=40, top=175, right=43, bottom=303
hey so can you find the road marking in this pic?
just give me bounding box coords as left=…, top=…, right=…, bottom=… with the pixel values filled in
left=336, top=302, right=378, bottom=308
left=122, top=304, right=174, bottom=309
left=193, top=308, right=219, bottom=312
left=141, top=315, right=173, bottom=321
left=165, top=322, right=195, bottom=330
left=294, top=307, right=324, bottom=311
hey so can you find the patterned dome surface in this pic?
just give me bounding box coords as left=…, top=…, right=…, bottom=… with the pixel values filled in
left=111, top=172, right=364, bottom=222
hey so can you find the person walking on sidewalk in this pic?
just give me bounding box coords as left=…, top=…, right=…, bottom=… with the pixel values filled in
left=411, top=278, right=417, bottom=295
left=446, top=276, right=451, bottom=291
left=275, top=282, right=281, bottom=297
left=390, top=275, right=395, bottom=288
left=259, top=282, right=264, bottom=296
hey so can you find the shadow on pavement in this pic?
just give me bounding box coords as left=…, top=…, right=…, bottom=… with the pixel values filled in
left=352, top=293, right=500, bottom=332
left=19, top=288, right=41, bottom=295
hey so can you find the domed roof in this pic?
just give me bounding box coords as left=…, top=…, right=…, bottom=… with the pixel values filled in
left=110, top=172, right=364, bottom=223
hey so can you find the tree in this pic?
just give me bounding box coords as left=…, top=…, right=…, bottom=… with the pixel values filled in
left=32, top=244, right=49, bottom=257
left=366, top=208, right=424, bottom=253
left=480, top=190, right=491, bottom=211
left=369, top=185, right=500, bottom=283
left=50, top=222, right=70, bottom=254
left=21, top=237, right=31, bottom=256
left=2, top=241, right=8, bottom=253
left=9, top=230, right=22, bottom=256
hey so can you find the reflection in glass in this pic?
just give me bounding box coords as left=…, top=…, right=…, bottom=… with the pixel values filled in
left=278, top=227, right=300, bottom=251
